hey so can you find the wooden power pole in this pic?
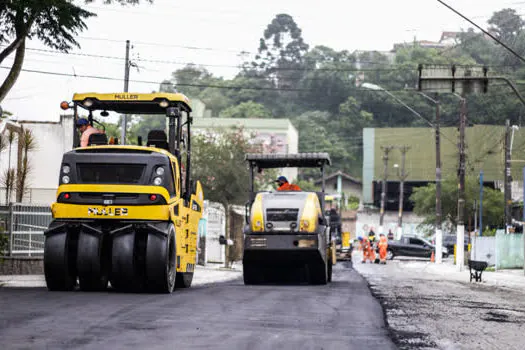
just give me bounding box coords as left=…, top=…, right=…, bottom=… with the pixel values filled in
left=397, top=146, right=410, bottom=232
left=379, top=146, right=394, bottom=233
left=457, top=97, right=467, bottom=271
left=504, top=119, right=512, bottom=232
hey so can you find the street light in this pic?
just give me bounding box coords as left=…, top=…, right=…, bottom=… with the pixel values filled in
left=361, top=83, right=426, bottom=238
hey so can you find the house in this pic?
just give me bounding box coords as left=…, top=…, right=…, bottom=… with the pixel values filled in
left=314, top=170, right=362, bottom=204
left=0, top=115, right=74, bottom=204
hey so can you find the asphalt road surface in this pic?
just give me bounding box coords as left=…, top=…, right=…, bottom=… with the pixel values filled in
left=0, top=263, right=396, bottom=350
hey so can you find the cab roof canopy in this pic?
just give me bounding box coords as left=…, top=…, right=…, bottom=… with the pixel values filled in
left=72, top=92, right=192, bottom=114
left=245, top=153, right=331, bottom=169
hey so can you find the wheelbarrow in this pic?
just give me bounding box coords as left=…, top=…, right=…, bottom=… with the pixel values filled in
left=468, top=259, right=488, bottom=282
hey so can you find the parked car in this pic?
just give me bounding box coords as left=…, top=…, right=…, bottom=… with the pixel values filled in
left=387, top=235, right=448, bottom=260
left=429, top=234, right=469, bottom=253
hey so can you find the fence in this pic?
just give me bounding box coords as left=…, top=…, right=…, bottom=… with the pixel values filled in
left=471, top=236, right=496, bottom=266
left=1, top=203, right=52, bottom=257
left=495, top=231, right=524, bottom=270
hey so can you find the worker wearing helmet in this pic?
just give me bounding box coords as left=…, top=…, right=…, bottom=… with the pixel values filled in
left=378, top=233, right=388, bottom=264
left=275, top=176, right=301, bottom=191
left=359, top=236, right=375, bottom=263
left=76, top=118, right=104, bottom=147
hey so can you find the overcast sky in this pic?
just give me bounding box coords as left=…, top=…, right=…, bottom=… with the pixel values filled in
left=1, top=0, right=523, bottom=122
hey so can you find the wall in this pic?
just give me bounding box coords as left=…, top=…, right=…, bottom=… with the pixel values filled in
left=355, top=210, right=426, bottom=237
left=362, top=128, right=375, bottom=204
left=0, top=115, right=74, bottom=205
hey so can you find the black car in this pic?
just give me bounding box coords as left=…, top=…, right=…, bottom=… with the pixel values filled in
left=387, top=235, right=449, bottom=260
left=430, top=234, right=469, bottom=253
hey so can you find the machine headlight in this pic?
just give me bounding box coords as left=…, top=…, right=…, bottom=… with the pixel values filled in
left=301, top=220, right=309, bottom=228
left=255, top=220, right=262, bottom=227
left=83, top=99, right=94, bottom=108
left=153, top=177, right=162, bottom=186
left=156, top=167, right=165, bottom=176
left=62, top=165, right=70, bottom=174
left=159, top=100, right=169, bottom=108
left=62, top=176, right=70, bottom=184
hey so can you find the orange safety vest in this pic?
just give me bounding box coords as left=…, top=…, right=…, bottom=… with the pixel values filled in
left=277, top=182, right=302, bottom=191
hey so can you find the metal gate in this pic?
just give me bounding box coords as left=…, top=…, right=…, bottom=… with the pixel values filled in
left=203, top=202, right=226, bottom=264
left=7, top=203, right=52, bottom=256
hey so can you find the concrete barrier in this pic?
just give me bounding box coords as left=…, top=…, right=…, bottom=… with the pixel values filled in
left=0, top=256, right=43, bottom=275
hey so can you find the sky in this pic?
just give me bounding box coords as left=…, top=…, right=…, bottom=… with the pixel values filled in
left=1, top=0, right=524, bottom=122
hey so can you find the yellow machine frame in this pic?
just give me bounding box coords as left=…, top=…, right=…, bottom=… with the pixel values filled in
left=45, top=92, right=204, bottom=293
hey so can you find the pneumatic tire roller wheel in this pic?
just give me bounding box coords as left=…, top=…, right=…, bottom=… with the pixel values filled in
left=44, top=230, right=78, bottom=291
left=309, top=261, right=328, bottom=285
left=76, top=226, right=110, bottom=292
left=110, top=229, right=145, bottom=292
left=146, top=225, right=177, bottom=293
left=327, top=259, right=333, bottom=283
left=243, top=264, right=262, bottom=285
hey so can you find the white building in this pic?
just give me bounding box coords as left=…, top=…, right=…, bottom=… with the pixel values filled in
left=0, top=115, right=74, bottom=205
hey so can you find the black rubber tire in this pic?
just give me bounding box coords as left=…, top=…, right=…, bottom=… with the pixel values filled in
left=243, top=264, right=263, bottom=285
left=175, top=272, right=193, bottom=289
left=146, top=225, right=177, bottom=293
left=110, top=232, right=144, bottom=292
left=309, top=261, right=327, bottom=285
left=44, top=232, right=77, bottom=291
left=327, top=259, right=333, bottom=283
left=77, top=231, right=109, bottom=292
left=387, top=249, right=395, bottom=260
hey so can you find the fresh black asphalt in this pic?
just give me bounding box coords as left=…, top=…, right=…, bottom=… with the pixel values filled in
left=0, top=262, right=397, bottom=349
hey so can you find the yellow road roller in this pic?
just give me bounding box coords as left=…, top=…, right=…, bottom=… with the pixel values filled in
left=44, top=92, right=204, bottom=293
left=243, top=153, right=335, bottom=285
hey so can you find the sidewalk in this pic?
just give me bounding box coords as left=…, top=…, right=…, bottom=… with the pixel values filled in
left=358, top=255, right=525, bottom=291
left=0, top=263, right=242, bottom=288
left=353, top=254, right=525, bottom=350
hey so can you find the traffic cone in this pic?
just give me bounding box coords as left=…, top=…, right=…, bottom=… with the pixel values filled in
left=430, top=250, right=435, bottom=263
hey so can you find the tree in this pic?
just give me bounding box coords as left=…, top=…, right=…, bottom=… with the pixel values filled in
left=15, top=128, right=36, bottom=202
left=220, top=101, right=273, bottom=119
left=410, top=176, right=504, bottom=233
left=254, top=14, right=309, bottom=89
left=0, top=0, right=151, bottom=102
left=488, top=8, right=524, bottom=42
left=190, top=126, right=275, bottom=206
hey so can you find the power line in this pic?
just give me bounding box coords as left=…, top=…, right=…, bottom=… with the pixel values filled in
left=437, top=0, right=525, bottom=64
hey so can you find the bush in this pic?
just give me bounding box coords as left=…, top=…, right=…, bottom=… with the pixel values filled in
left=0, top=232, right=8, bottom=257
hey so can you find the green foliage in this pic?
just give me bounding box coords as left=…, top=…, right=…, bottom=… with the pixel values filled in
left=191, top=126, right=275, bottom=206
left=294, top=179, right=317, bottom=192
left=410, top=176, right=504, bottom=231
left=347, top=195, right=360, bottom=210
left=0, top=232, right=7, bottom=257
left=0, top=0, right=150, bottom=101
left=220, top=101, right=273, bottom=119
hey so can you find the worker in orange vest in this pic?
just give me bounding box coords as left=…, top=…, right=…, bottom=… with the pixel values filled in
left=275, top=176, right=301, bottom=191
left=378, top=233, right=388, bottom=264
left=359, top=236, right=375, bottom=263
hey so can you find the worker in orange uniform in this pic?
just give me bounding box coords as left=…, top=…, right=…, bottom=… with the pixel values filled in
left=378, top=233, right=388, bottom=264
left=359, top=236, right=375, bottom=263
left=275, top=176, right=301, bottom=191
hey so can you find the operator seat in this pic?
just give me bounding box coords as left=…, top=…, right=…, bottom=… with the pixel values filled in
left=147, top=130, right=169, bottom=151
left=88, top=133, right=108, bottom=146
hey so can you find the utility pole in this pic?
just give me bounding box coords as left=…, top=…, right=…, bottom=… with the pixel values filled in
left=435, top=98, right=443, bottom=264
left=379, top=146, right=394, bottom=234
left=121, top=40, right=131, bottom=145
left=479, top=170, right=483, bottom=236
left=457, top=97, right=467, bottom=271
left=504, top=119, right=512, bottom=233
left=397, top=146, right=410, bottom=237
